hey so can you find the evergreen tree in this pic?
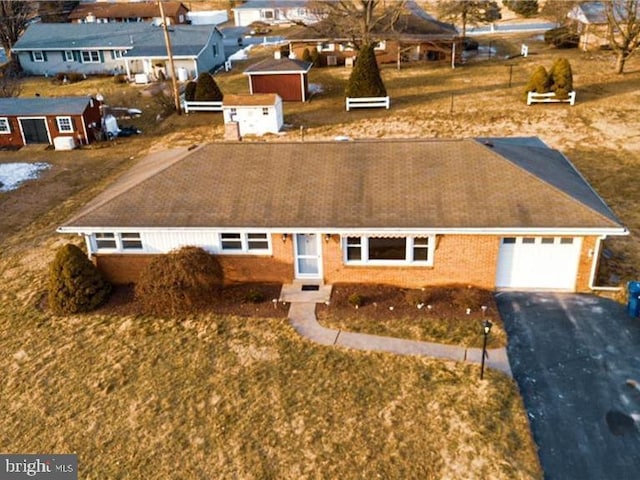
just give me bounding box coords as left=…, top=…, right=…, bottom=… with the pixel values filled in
left=345, top=43, right=386, bottom=98
left=549, top=57, right=573, bottom=99
left=184, top=81, right=197, bottom=101
left=504, top=0, right=538, bottom=18
left=525, top=65, right=550, bottom=94
left=48, top=244, right=111, bottom=314
left=302, top=47, right=312, bottom=63
left=194, top=72, right=223, bottom=101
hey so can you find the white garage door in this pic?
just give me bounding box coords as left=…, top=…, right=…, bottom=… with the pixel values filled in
left=496, top=236, right=582, bottom=290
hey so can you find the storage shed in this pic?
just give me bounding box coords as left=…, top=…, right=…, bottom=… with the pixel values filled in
left=244, top=56, right=312, bottom=102
left=0, top=96, right=102, bottom=147
left=222, top=94, right=283, bottom=137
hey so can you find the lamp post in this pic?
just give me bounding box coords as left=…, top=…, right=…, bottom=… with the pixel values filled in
left=480, top=319, right=492, bottom=380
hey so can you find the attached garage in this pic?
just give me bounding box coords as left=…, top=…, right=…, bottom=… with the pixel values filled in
left=496, top=236, right=582, bottom=290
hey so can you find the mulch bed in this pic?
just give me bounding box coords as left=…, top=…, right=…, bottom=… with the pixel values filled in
left=96, top=283, right=289, bottom=318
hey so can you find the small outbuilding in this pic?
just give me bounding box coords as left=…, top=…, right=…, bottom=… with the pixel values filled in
left=0, top=96, right=102, bottom=148
left=222, top=94, right=283, bottom=137
left=244, top=56, right=312, bottom=102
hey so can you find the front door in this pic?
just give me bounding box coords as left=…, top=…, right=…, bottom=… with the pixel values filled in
left=20, top=118, right=49, bottom=144
left=294, top=233, right=321, bottom=279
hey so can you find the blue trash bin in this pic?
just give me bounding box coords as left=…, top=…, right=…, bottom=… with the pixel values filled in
left=628, top=281, right=640, bottom=317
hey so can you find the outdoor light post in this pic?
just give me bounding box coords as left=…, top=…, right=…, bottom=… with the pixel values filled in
left=480, top=319, right=493, bottom=380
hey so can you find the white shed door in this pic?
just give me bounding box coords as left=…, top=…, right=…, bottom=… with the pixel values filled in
left=496, top=237, right=582, bottom=290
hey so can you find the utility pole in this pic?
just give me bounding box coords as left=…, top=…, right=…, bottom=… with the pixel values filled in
left=158, top=0, right=181, bottom=114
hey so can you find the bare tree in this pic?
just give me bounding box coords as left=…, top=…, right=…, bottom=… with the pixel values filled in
left=606, top=0, right=640, bottom=74
left=0, top=66, right=22, bottom=97
left=540, top=0, right=579, bottom=25
left=0, top=1, right=35, bottom=64
left=310, top=0, right=407, bottom=49
left=437, top=0, right=501, bottom=38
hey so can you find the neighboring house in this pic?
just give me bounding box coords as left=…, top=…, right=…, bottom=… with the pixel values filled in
left=232, top=0, right=322, bottom=27
left=0, top=96, right=102, bottom=147
left=12, top=23, right=225, bottom=81
left=222, top=93, right=284, bottom=137
left=68, top=1, right=190, bottom=25
left=244, top=56, right=312, bottom=102
left=287, top=1, right=460, bottom=65
left=567, top=1, right=622, bottom=51
left=57, top=138, right=627, bottom=292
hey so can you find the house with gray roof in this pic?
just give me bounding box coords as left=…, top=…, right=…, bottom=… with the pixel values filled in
left=12, top=23, right=224, bottom=81
left=0, top=96, right=102, bottom=147
left=57, top=138, right=627, bottom=292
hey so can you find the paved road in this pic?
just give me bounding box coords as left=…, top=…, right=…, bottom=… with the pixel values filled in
left=497, top=292, right=640, bottom=480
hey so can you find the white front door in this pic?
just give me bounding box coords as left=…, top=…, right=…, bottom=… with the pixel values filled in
left=496, top=236, right=582, bottom=290
left=294, top=233, right=321, bottom=279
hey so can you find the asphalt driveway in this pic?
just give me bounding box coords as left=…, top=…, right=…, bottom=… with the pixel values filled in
left=496, top=292, right=640, bottom=480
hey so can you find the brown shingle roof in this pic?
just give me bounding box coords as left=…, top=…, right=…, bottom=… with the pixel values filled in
left=68, top=1, right=187, bottom=21
left=61, top=139, right=623, bottom=231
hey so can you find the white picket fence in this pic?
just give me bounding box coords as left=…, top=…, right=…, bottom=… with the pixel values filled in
left=527, top=91, right=576, bottom=106
left=183, top=100, right=223, bottom=113
left=345, top=96, right=390, bottom=111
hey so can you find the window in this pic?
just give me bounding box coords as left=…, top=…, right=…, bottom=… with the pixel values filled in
left=0, top=117, right=10, bottom=134
left=345, top=236, right=434, bottom=265
left=81, top=51, right=101, bottom=63
left=346, top=237, right=362, bottom=261
left=112, top=50, right=124, bottom=59
left=56, top=116, right=73, bottom=133
left=230, top=108, right=237, bottom=115
left=262, top=107, right=269, bottom=116
left=247, top=233, right=269, bottom=250
left=263, top=10, right=275, bottom=19
left=220, top=233, right=270, bottom=253
left=94, top=232, right=143, bottom=250
left=121, top=232, right=143, bottom=250
left=221, top=233, right=242, bottom=250
left=560, top=237, right=574, bottom=244
left=541, top=237, right=554, bottom=244
left=522, top=237, right=535, bottom=244
left=319, top=42, right=335, bottom=52
left=374, top=40, right=386, bottom=51
left=502, top=237, right=516, bottom=244
left=95, top=232, right=117, bottom=249
left=64, top=50, right=74, bottom=62
left=32, top=51, right=45, bottom=62
left=212, top=44, right=218, bottom=57
left=368, top=237, right=406, bottom=260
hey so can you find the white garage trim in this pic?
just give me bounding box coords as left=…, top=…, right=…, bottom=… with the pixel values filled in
left=496, top=236, right=582, bottom=291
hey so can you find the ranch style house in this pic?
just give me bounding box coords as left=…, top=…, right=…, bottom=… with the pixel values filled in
left=57, top=138, right=627, bottom=292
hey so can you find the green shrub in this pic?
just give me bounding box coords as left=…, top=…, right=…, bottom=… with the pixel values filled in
left=194, top=72, right=223, bottom=101
left=348, top=293, right=364, bottom=308
left=135, top=246, right=224, bottom=316
left=524, top=65, right=551, bottom=94
left=184, top=80, right=197, bottom=101
left=302, top=47, right=312, bottom=63
left=244, top=289, right=265, bottom=303
left=345, top=43, right=387, bottom=98
left=549, top=57, right=573, bottom=99
left=48, top=244, right=111, bottom=314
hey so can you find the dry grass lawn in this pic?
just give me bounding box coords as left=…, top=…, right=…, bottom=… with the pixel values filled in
left=2, top=31, right=639, bottom=478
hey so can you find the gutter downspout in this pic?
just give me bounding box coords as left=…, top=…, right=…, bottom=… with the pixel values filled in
left=589, top=235, right=621, bottom=292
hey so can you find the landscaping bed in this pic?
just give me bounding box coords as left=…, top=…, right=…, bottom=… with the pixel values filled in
left=317, top=284, right=507, bottom=348
left=97, top=282, right=288, bottom=318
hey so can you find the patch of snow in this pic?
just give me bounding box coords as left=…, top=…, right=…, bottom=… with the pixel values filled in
left=308, top=83, right=324, bottom=94
left=228, top=45, right=253, bottom=61
left=0, top=163, right=50, bottom=192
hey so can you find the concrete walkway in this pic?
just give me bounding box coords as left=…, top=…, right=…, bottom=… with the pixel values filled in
left=281, top=284, right=512, bottom=376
